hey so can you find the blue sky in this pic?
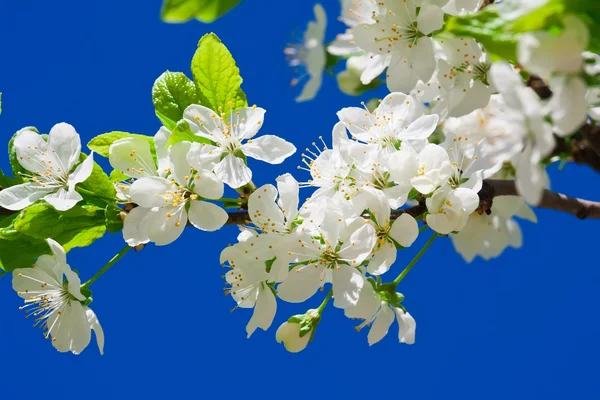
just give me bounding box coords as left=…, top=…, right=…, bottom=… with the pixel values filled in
left=1, top=1, right=600, bottom=398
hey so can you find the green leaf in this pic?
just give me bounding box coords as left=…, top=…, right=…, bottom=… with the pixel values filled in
left=77, top=156, right=117, bottom=203
left=0, top=237, right=50, bottom=271
left=191, top=33, right=248, bottom=114
left=109, top=169, right=129, bottom=183
left=0, top=168, right=16, bottom=188
left=105, top=204, right=124, bottom=234
left=152, top=71, right=201, bottom=130
left=0, top=213, right=20, bottom=241
left=166, top=119, right=216, bottom=147
left=443, top=10, right=519, bottom=62
left=161, top=0, right=242, bottom=23
left=14, top=203, right=104, bottom=240
left=88, top=132, right=156, bottom=158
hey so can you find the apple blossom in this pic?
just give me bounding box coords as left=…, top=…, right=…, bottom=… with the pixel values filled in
left=0, top=123, right=94, bottom=211
left=12, top=239, right=104, bottom=355
left=184, top=104, right=296, bottom=189
left=284, top=4, right=327, bottom=102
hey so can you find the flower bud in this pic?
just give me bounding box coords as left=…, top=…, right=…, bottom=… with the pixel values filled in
left=275, top=309, right=320, bottom=353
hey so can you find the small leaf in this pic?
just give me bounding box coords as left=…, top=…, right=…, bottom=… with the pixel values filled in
left=166, top=119, right=216, bottom=147
left=0, top=168, right=16, bottom=189
left=443, top=10, right=518, bottom=62
left=152, top=71, right=202, bottom=130
left=88, top=132, right=156, bottom=158
left=161, top=0, right=242, bottom=24
left=191, top=33, right=248, bottom=114
left=105, top=204, right=124, bottom=234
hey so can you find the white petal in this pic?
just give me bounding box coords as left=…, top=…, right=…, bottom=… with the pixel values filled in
left=400, top=114, right=439, bottom=140
left=332, top=266, right=364, bottom=309
left=360, top=54, right=391, bottom=85
left=63, top=268, right=86, bottom=302
left=154, top=126, right=172, bottom=174
left=183, top=104, right=226, bottom=142
left=0, top=183, right=52, bottom=210
left=192, top=170, right=224, bottom=200
left=296, top=73, right=323, bottom=103
left=168, top=141, right=193, bottom=185
left=394, top=308, right=416, bottom=344
left=68, top=152, right=95, bottom=187
left=386, top=55, right=420, bottom=94
left=231, top=107, right=266, bottom=140
left=276, top=173, right=299, bottom=225
left=368, top=243, right=397, bottom=275
left=130, top=177, right=174, bottom=208
left=187, top=143, right=224, bottom=171
left=109, top=137, right=156, bottom=178
left=339, top=224, right=377, bottom=265
left=144, top=205, right=187, bottom=246
left=123, top=206, right=151, bottom=246
left=417, top=4, right=444, bottom=35
left=368, top=306, right=395, bottom=345
left=246, top=287, right=277, bottom=338
left=214, top=154, right=252, bottom=188
left=47, top=123, right=82, bottom=170
left=86, top=307, right=105, bottom=355
left=64, top=301, right=93, bottom=355
left=241, top=135, right=296, bottom=164
left=277, top=265, right=325, bottom=303
left=13, top=129, right=50, bottom=173
left=389, top=213, right=419, bottom=247
left=44, top=187, right=83, bottom=211
left=187, top=201, right=228, bottom=231
left=45, top=238, right=67, bottom=265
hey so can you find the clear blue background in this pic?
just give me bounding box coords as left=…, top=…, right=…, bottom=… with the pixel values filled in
left=1, top=1, right=599, bottom=398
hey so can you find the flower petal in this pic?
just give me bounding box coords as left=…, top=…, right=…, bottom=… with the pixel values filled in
left=276, top=173, right=299, bottom=224
left=368, top=306, right=395, bottom=345
left=44, top=187, right=83, bottom=211
left=277, top=265, right=325, bottom=303
left=231, top=107, right=266, bottom=140
left=368, top=243, right=397, bottom=275
left=183, top=104, right=227, bottom=143
left=332, top=266, right=365, bottom=309
left=417, top=4, right=444, bottom=35
left=187, top=201, right=228, bottom=232
left=0, top=183, right=52, bottom=210
left=109, top=137, right=156, bottom=178
left=47, top=123, right=82, bottom=171
left=143, top=205, right=187, bottom=246
left=246, top=287, right=277, bottom=338
left=339, top=224, right=377, bottom=265
left=241, top=135, right=296, bottom=164
left=192, top=170, right=224, bottom=200
left=389, top=213, right=419, bottom=247
left=214, top=154, right=252, bottom=189
left=123, top=206, right=151, bottom=247
left=394, top=308, right=416, bottom=344
left=86, top=307, right=105, bottom=355
left=130, top=176, right=174, bottom=208
left=68, top=152, right=95, bottom=187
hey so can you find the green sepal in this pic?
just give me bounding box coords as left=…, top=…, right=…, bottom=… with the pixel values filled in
left=80, top=287, right=94, bottom=306
left=264, top=257, right=276, bottom=274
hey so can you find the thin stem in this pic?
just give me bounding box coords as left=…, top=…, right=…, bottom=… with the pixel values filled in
left=76, top=186, right=119, bottom=203
left=393, top=233, right=438, bottom=286
left=419, top=225, right=429, bottom=233
left=218, top=197, right=247, bottom=204
left=317, top=289, right=333, bottom=314
left=81, top=245, right=131, bottom=289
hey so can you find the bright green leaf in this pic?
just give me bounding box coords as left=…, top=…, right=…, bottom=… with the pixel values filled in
left=105, top=204, right=124, bottom=234
left=443, top=10, right=519, bottom=62
left=109, top=169, right=129, bottom=183
left=161, top=0, right=242, bottom=24
left=153, top=71, right=202, bottom=130
left=77, top=156, right=117, bottom=203
left=0, top=237, right=50, bottom=271
left=191, top=33, right=248, bottom=114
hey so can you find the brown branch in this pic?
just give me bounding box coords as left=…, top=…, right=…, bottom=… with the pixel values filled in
left=485, top=179, right=600, bottom=220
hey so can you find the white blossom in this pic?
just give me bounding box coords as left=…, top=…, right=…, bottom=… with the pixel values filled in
left=184, top=104, right=296, bottom=189
left=0, top=123, right=94, bottom=211
left=12, top=239, right=104, bottom=355
left=285, top=4, right=327, bottom=102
